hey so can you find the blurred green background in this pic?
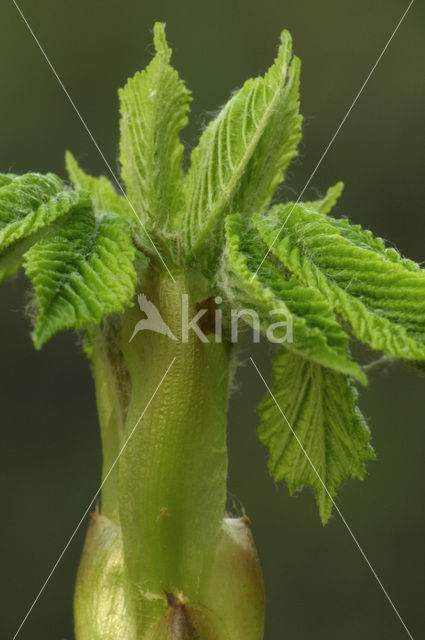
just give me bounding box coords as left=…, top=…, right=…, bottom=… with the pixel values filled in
left=1, top=1, right=424, bottom=638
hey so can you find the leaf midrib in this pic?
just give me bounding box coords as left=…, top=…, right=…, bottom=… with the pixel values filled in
left=190, top=55, right=291, bottom=254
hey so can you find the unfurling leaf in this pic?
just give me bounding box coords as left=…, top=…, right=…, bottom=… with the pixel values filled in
left=65, top=151, right=133, bottom=222
left=0, top=173, right=84, bottom=284
left=218, top=214, right=365, bottom=383
left=304, top=182, right=344, bottom=215
left=119, top=22, right=191, bottom=229
left=257, top=349, right=375, bottom=524
left=25, top=205, right=137, bottom=348
left=183, top=30, right=302, bottom=259
left=253, top=201, right=425, bottom=361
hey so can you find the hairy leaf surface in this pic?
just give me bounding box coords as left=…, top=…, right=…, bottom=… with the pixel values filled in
left=0, top=173, right=86, bottom=284
left=304, top=182, right=344, bottom=215
left=25, top=206, right=137, bottom=348
left=218, top=215, right=365, bottom=383
left=253, top=202, right=425, bottom=361
left=0, top=174, right=16, bottom=188
left=257, top=348, right=375, bottom=523
left=65, top=151, right=133, bottom=222
left=119, top=22, right=191, bottom=228
left=184, top=30, right=302, bottom=256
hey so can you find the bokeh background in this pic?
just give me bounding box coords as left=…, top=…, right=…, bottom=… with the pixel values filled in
left=1, top=1, right=424, bottom=638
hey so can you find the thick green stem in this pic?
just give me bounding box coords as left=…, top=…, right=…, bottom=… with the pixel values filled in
left=75, top=268, right=266, bottom=639
left=119, top=270, right=229, bottom=630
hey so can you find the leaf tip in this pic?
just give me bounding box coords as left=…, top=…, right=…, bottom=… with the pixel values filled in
left=328, top=180, right=345, bottom=205
left=355, top=366, right=368, bottom=387
left=334, top=180, right=344, bottom=194
left=278, top=29, right=293, bottom=51
left=317, top=489, right=334, bottom=526
left=65, top=150, right=83, bottom=188
left=153, top=21, right=171, bottom=60
left=31, top=326, right=45, bottom=351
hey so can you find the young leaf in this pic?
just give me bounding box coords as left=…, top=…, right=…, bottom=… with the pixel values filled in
left=0, top=174, right=16, bottom=188
left=290, top=186, right=419, bottom=272
left=183, top=30, right=302, bottom=256
left=119, top=22, right=191, bottom=228
left=24, top=205, right=137, bottom=349
left=257, top=348, right=375, bottom=524
left=218, top=214, right=366, bottom=383
left=304, top=182, right=344, bottom=215
left=65, top=151, right=133, bottom=222
left=0, top=173, right=86, bottom=284
left=253, top=202, right=425, bottom=361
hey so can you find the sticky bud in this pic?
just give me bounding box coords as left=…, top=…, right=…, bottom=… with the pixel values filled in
left=74, top=513, right=137, bottom=640
left=201, top=516, right=266, bottom=640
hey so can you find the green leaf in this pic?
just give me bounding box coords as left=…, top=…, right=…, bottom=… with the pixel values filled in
left=24, top=205, right=137, bottom=348
left=0, top=173, right=16, bottom=188
left=183, top=30, right=302, bottom=257
left=304, top=182, right=344, bottom=215
left=65, top=151, right=133, bottom=222
left=257, top=348, right=375, bottom=524
left=218, top=214, right=366, bottom=383
left=119, top=22, right=191, bottom=229
left=253, top=202, right=425, bottom=361
left=0, top=173, right=86, bottom=284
